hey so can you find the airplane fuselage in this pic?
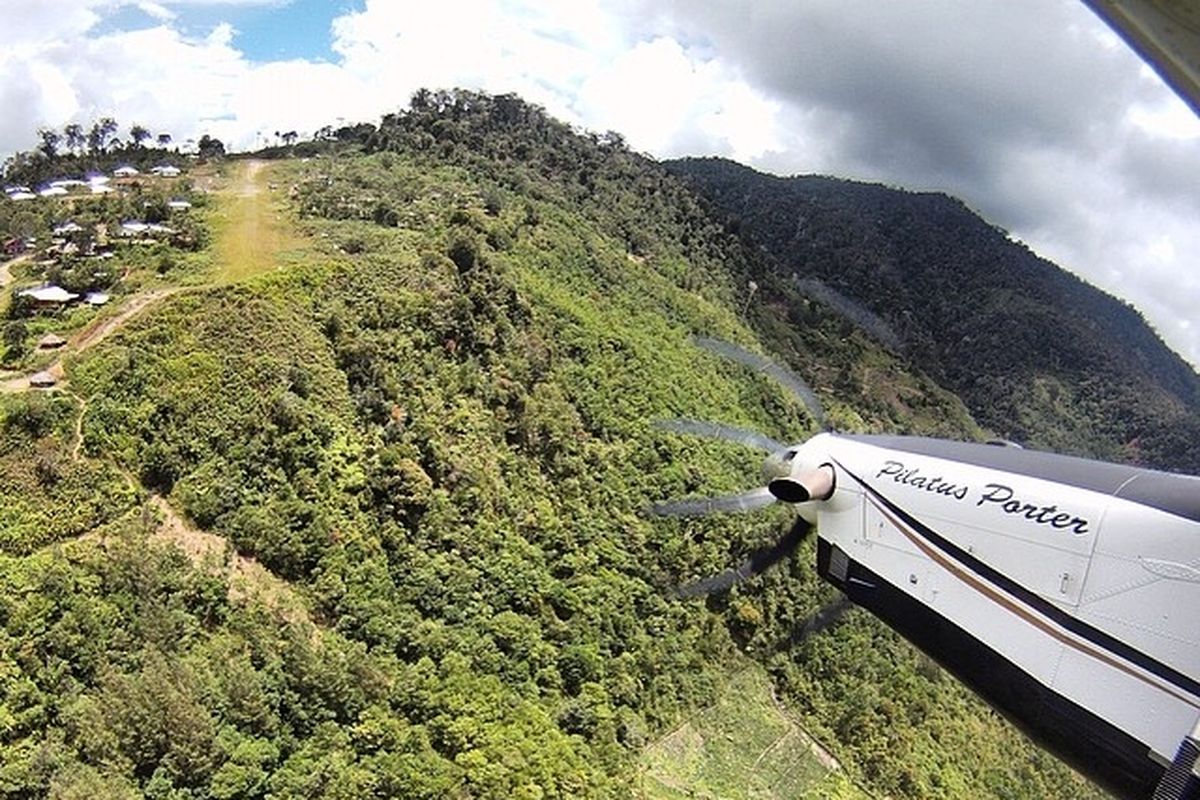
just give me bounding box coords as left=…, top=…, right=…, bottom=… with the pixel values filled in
left=794, top=433, right=1200, bottom=799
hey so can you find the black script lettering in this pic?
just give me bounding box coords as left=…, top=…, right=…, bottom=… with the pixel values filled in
left=877, top=461, right=904, bottom=479
left=978, top=484, right=1012, bottom=506
left=977, top=483, right=1090, bottom=535
left=876, top=460, right=970, bottom=502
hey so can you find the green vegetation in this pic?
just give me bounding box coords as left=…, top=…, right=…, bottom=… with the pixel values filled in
left=0, top=91, right=1127, bottom=798
left=0, top=392, right=135, bottom=553
left=639, top=663, right=865, bottom=800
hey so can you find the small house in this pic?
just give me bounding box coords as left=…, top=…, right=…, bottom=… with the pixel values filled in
left=5, top=192, right=36, bottom=201
left=113, top=165, right=140, bottom=177
left=3, top=237, right=25, bottom=257
left=84, top=292, right=110, bottom=306
left=38, top=186, right=68, bottom=197
left=29, top=371, right=56, bottom=388
left=17, top=285, right=79, bottom=306
left=152, top=165, right=181, bottom=177
left=38, top=333, right=67, bottom=349
left=167, top=199, right=192, bottom=210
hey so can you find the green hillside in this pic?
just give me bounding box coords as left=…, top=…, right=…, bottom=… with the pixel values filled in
left=0, top=91, right=1109, bottom=798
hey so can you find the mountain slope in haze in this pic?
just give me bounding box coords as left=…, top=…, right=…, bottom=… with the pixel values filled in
left=666, top=157, right=1200, bottom=473
left=0, top=91, right=1105, bottom=799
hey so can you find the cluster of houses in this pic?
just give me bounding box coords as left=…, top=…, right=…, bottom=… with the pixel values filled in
left=4, top=178, right=192, bottom=260
left=2, top=166, right=197, bottom=389
left=3, top=163, right=184, bottom=202
left=3, top=165, right=196, bottom=321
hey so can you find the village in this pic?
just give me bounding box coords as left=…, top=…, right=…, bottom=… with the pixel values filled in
left=1, top=159, right=203, bottom=389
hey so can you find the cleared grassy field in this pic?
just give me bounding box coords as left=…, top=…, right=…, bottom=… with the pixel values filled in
left=208, top=159, right=309, bottom=284
left=639, top=663, right=872, bottom=800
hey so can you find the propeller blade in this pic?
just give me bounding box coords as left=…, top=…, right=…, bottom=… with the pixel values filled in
left=789, top=595, right=854, bottom=643
left=650, top=486, right=776, bottom=518
left=693, top=337, right=826, bottom=429
left=654, top=418, right=784, bottom=453
left=676, top=517, right=813, bottom=597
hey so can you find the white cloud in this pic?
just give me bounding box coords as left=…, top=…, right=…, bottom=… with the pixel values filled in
left=625, top=0, right=1200, bottom=368
left=1128, top=94, right=1200, bottom=140
left=322, top=0, right=781, bottom=159
left=572, top=37, right=782, bottom=160
left=134, top=1, right=176, bottom=21
left=4, top=0, right=104, bottom=47
left=157, top=0, right=287, bottom=5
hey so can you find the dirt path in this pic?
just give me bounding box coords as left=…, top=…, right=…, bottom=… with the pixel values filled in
left=0, top=253, right=26, bottom=289
left=236, top=159, right=267, bottom=196
left=149, top=495, right=316, bottom=628
left=69, top=391, right=87, bottom=460
left=0, top=287, right=179, bottom=395
left=70, top=288, right=178, bottom=354
left=0, top=254, right=30, bottom=317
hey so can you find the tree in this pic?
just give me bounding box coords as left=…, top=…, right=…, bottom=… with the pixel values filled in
left=197, top=134, right=226, bottom=159
left=411, top=88, right=433, bottom=111
left=282, top=131, right=298, bottom=146
left=130, top=123, right=151, bottom=148
left=64, top=123, right=85, bottom=154
left=87, top=116, right=118, bottom=154
left=3, top=320, right=28, bottom=362
left=157, top=132, right=172, bottom=148
left=37, top=127, right=61, bottom=159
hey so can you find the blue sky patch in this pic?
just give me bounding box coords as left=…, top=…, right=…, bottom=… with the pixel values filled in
left=222, top=0, right=363, bottom=62
left=95, top=0, right=362, bottom=62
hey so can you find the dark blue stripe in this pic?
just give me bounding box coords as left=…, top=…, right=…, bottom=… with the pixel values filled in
left=835, top=460, right=1200, bottom=702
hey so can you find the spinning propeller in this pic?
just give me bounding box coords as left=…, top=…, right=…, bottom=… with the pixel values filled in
left=651, top=337, right=850, bottom=631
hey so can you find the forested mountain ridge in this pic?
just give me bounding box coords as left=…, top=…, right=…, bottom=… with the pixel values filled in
left=666, top=156, right=1200, bottom=472
left=0, top=90, right=1108, bottom=798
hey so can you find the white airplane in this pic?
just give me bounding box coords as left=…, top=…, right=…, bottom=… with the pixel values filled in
left=776, top=432, right=1198, bottom=800
left=654, top=337, right=1199, bottom=800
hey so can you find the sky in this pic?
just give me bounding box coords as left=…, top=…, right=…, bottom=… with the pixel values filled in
left=3, top=0, right=1199, bottom=368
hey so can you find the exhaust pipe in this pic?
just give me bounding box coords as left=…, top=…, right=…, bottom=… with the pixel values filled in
left=769, top=464, right=835, bottom=504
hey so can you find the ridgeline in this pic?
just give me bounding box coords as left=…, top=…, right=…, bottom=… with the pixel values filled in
left=665, top=156, right=1200, bottom=473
